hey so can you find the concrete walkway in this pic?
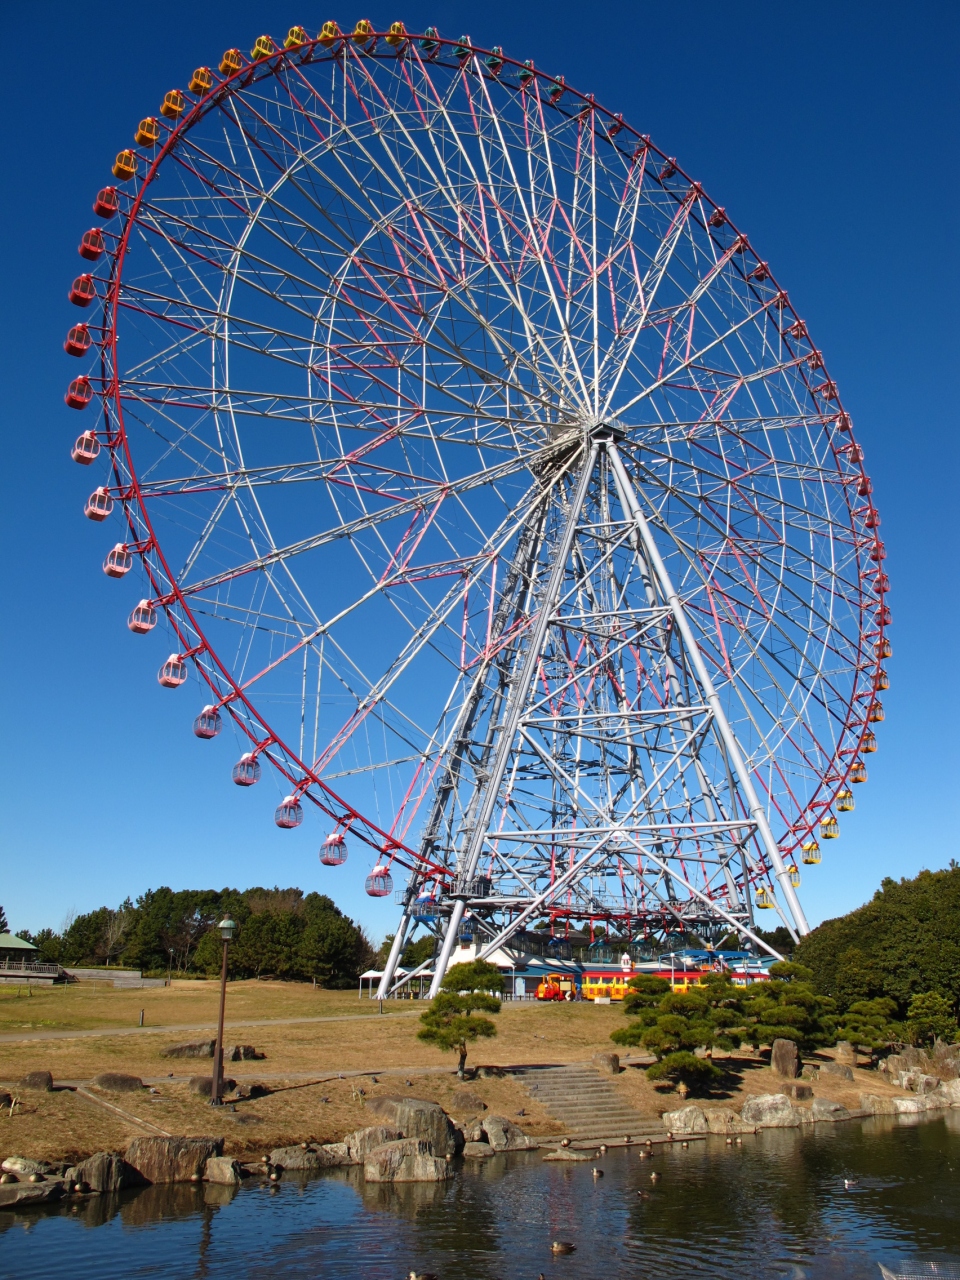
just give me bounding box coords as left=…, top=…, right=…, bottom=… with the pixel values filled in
left=0, top=1008, right=422, bottom=1045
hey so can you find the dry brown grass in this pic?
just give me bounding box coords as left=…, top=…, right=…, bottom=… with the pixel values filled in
left=0, top=982, right=912, bottom=1165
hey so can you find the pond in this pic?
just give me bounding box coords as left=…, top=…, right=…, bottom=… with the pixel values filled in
left=2, top=1115, right=959, bottom=1279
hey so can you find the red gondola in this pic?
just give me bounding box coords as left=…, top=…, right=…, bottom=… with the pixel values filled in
left=275, top=796, right=304, bottom=828
left=365, top=864, right=393, bottom=897
left=93, top=186, right=120, bottom=219
left=128, top=600, right=157, bottom=634
left=103, top=543, right=132, bottom=577
left=79, top=229, right=106, bottom=261
left=232, top=753, right=261, bottom=786
left=320, top=832, right=348, bottom=865
left=69, top=274, right=96, bottom=307
left=193, top=706, right=223, bottom=739
left=158, top=654, right=188, bottom=687
left=65, top=376, right=93, bottom=409
left=84, top=486, right=113, bottom=520
left=71, top=430, right=100, bottom=464
left=65, top=324, right=92, bottom=357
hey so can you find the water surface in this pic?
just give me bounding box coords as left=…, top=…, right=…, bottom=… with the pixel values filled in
left=2, top=1115, right=959, bottom=1279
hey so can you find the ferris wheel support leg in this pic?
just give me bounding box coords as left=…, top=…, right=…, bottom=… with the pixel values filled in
left=375, top=906, right=412, bottom=1000
left=606, top=444, right=810, bottom=937
left=428, top=443, right=600, bottom=998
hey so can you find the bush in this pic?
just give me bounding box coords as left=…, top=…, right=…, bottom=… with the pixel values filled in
left=646, top=1051, right=722, bottom=1090
left=904, top=992, right=959, bottom=1047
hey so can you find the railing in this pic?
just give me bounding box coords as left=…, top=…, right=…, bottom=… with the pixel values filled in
left=0, top=960, right=62, bottom=976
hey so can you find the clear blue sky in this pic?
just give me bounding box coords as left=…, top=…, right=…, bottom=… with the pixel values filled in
left=0, top=1, right=956, bottom=943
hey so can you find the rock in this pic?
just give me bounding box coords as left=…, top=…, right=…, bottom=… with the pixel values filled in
left=591, top=1052, right=620, bottom=1075
left=268, top=1145, right=345, bottom=1172
left=543, top=1148, right=591, bottom=1161
left=475, top=1066, right=504, bottom=1079
left=189, top=1075, right=236, bottom=1097
left=0, top=1092, right=11, bottom=1109
left=18, top=1071, right=53, bottom=1092
left=91, top=1072, right=144, bottom=1093
left=0, top=1182, right=64, bottom=1209
left=462, top=1141, right=495, bottom=1158
left=811, top=1098, right=850, bottom=1121
left=319, top=1142, right=353, bottom=1164
left=704, top=1108, right=753, bottom=1134
left=343, top=1125, right=402, bottom=1162
left=859, top=1093, right=899, bottom=1115
left=450, top=1089, right=487, bottom=1113
left=834, top=1041, right=856, bottom=1066
left=740, top=1094, right=801, bottom=1128
left=363, top=1139, right=451, bottom=1183
left=819, top=1062, right=854, bottom=1081
left=233, top=1082, right=268, bottom=1100
left=365, top=1096, right=461, bottom=1156
left=75, top=1151, right=141, bottom=1193
left=770, top=1039, right=799, bottom=1079
left=784, top=1083, right=814, bottom=1101
left=1, top=1156, right=52, bottom=1177
left=125, top=1136, right=224, bottom=1184
left=661, top=1105, right=708, bottom=1134
left=892, top=1096, right=928, bottom=1115
left=160, top=1040, right=216, bottom=1059
left=916, top=1074, right=941, bottom=1095
left=481, top=1114, right=536, bottom=1151
left=204, top=1156, right=241, bottom=1185
left=934, top=1079, right=960, bottom=1104
left=227, top=1045, right=264, bottom=1062
left=800, top=1064, right=819, bottom=1080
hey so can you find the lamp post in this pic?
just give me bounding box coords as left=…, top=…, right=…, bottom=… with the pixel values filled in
left=167, top=949, right=174, bottom=987
left=210, top=917, right=235, bottom=1106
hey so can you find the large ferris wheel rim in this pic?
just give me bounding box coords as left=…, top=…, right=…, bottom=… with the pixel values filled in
left=78, top=23, right=887, bottom=887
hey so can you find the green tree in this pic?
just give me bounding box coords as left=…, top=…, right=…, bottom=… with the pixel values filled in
left=904, top=991, right=958, bottom=1047
left=418, top=960, right=503, bottom=1077
left=834, top=997, right=899, bottom=1050
left=796, top=866, right=960, bottom=1013
left=740, top=962, right=837, bottom=1051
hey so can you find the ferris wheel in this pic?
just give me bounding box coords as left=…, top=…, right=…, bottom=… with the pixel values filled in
left=64, top=22, right=889, bottom=995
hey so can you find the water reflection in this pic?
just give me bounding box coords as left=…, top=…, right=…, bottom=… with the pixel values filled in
left=0, top=1117, right=958, bottom=1279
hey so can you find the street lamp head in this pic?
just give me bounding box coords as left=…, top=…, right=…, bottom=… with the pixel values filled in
left=218, top=917, right=236, bottom=941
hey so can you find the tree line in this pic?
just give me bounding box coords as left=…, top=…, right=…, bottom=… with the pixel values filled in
left=16, top=887, right=375, bottom=986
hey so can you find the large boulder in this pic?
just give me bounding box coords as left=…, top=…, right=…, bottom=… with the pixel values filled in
left=819, top=1062, right=854, bottom=1081
left=91, top=1073, right=144, bottom=1093
left=125, top=1136, right=223, bottom=1184
left=320, top=1142, right=353, bottom=1164
left=811, top=1098, right=850, bottom=1122
left=481, top=1114, right=536, bottom=1151
left=935, top=1079, right=960, bottom=1104
left=227, top=1045, right=264, bottom=1061
left=343, top=1125, right=402, bottom=1163
left=161, top=1041, right=216, bottom=1058
left=0, top=1182, right=63, bottom=1208
left=450, top=1089, right=487, bottom=1114
left=784, top=1082, right=814, bottom=1100
left=462, top=1141, right=495, bottom=1158
left=859, top=1093, right=899, bottom=1115
left=591, top=1052, right=620, bottom=1075
left=661, top=1105, right=708, bottom=1134
left=365, top=1096, right=461, bottom=1156
left=770, top=1039, right=799, bottom=1079
left=704, top=1108, right=753, bottom=1134
left=740, top=1094, right=801, bottom=1128
left=834, top=1041, right=856, bottom=1065
left=18, top=1071, right=53, bottom=1092
left=1, top=1155, right=52, bottom=1178
left=75, top=1151, right=142, bottom=1193
left=204, top=1156, right=241, bottom=1185
left=543, top=1148, right=591, bottom=1161
left=269, top=1144, right=346, bottom=1172
left=363, top=1139, right=451, bottom=1183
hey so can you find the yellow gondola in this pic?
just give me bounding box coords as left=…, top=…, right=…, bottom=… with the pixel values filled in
left=220, top=49, right=243, bottom=76
left=876, top=668, right=890, bottom=690
left=849, top=760, right=867, bottom=784
left=251, top=35, right=276, bottom=60
left=112, top=149, right=138, bottom=181
left=189, top=67, right=213, bottom=94
left=787, top=865, right=801, bottom=888
left=160, top=90, right=185, bottom=119
left=868, top=701, right=884, bottom=723
left=836, top=788, right=855, bottom=812
left=284, top=26, right=309, bottom=48
left=801, top=841, right=821, bottom=865
left=352, top=18, right=374, bottom=44
left=385, top=21, right=407, bottom=46
left=134, top=118, right=160, bottom=147
left=820, top=815, right=839, bottom=840
left=318, top=21, right=341, bottom=47
left=756, top=887, right=775, bottom=909
left=861, top=732, right=877, bottom=753
left=875, top=637, right=892, bottom=660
